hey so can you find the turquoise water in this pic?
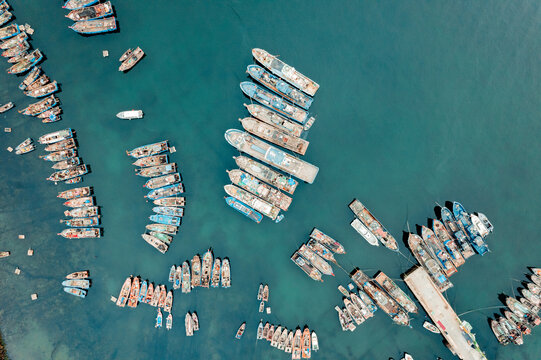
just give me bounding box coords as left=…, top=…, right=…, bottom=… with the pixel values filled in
left=1, top=0, right=541, bottom=359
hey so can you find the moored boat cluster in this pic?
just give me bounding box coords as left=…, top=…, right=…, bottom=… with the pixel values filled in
left=13, top=137, right=35, bottom=155
left=256, top=283, right=269, bottom=313
left=256, top=322, right=317, bottom=359
left=224, top=48, right=321, bottom=224
left=185, top=311, right=199, bottom=336
left=63, top=270, right=91, bottom=298
left=58, top=186, right=102, bottom=239
left=489, top=267, right=541, bottom=346
left=290, top=228, right=345, bottom=282
left=63, top=0, right=117, bottom=35
left=126, top=140, right=185, bottom=254
left=168, top=248, right=231, bottom=293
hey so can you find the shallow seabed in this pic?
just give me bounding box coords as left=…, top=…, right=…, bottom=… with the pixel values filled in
left=1, top=1, right=541, bottom=359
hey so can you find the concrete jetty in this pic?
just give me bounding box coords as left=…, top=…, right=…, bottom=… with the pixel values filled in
left=404, top=267, right=487, bottom=360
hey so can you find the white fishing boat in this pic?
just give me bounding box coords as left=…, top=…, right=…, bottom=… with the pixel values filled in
left=116, top=110, right=143, bottom=120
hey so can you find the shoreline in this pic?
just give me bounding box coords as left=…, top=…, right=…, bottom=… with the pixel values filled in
left=0, top=330, right=8, bottom=360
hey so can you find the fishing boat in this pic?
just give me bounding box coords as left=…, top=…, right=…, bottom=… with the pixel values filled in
left=0, top=24, right=19, bottom=41
left=374, top=271, right=418, bottom=313
left=531, top=274, right=541, bottom=286
left=168, top=265, right=175, bottom=283
left=489, top=318, right=508, bottom=345
left=309, top=228, right=346, bottom=254
left=191, top=255, right=201, bottom=287
left=470, top=214, right=489, bottom=238
left=25, top=75, right=49, bottom=92
left=15, top=144, right=34, bottom=155
left=244, top=103, right=304, bottom=137
left=301, top=327, right=311, bottom=359
left=421, top=225, right=457, bottom=277
left=252, top=48, right=320, bottom=96
left=240, top=82, right=310, bottom=125
left=221, top=258, right=231, bottom=288
left=256, top=321, right=264, bottom=340
left=38, top=128, right=73, bottom=144
left=58, top=227, right=100, bottom=239
left=185, top=313, right=194, bottom=336
left=246, top=65, right=313, bottom=109
left=201, top=249, right=213, bottom=288
left=306, top=238, right=337, bottom=264
left=350, top=218, right=379, bottom=246
left=338, top=286, right=349, bottom=297
left=172, top=265, right=181, bottom=289
left=453, top=202, right=489, bottom=255
left=64, top=206, right=99, bottom=218
left=181, top=261, right=191, bottom=293
left=149, top=214, right=180, bottom=226
left=166, top=313, right=172, bottom=330
left=0, top=101, right=13, bottom=113
left=155, top=309, right=162, bottom=328
left=146, top=223, right=177, bottom=235
left=126, top=276, right=139, bottom=308
left=119, top=46, right=144, bottom=71
left=235, top=322, right=246, bottom=339
left=402, top=354, right=414, bottom=360
left=65, top=177, right=82, bottom=185
left=141, top=234, right=168, bottom=254
left=506, top=297, right=541, bottom=326
left=60, top=216, right=99, bottom=227
left=7, top=50, right=27, bottom=63
left=349, top=199, right=398, bottom=251
left=278, top=329, right=288, bottom=350
left=271, top=326, right=282, bottom=347
left=211, top=258, right=221, bottom=288
left=1, top=30, right=25, bottom=48
left=266, top=325, right=275, bottom=341
left=146, top=183, right=184, bottom=200
left=119, top=48, right=132, bottom=62
left=298, top=244, right=334, bottom=276
left=527, top=282, right=541, bottom=296
left=504, top=310, right=532, bottom=335
left=150, top=231, right=172, bottom=245
left=45, top=138, right=75, bottom=152
left=64, top=196, right=93, bottom=208
left=64, top=287, right=87, bottom=298
left=138, top=280, right=147, bottom=303
left=24, top=81, right=58, bottom=98
left=2, top=40, right=29, bottom=58
left=53, top=157, right=80, bottom=170
left=62, top=279, right=90, bottom=289
left=69, top=17, right=116, bottom=34
left=432, top=219, right=465, bottom=268
left=351, top=292, right=373, bottom=319
left=133, top=154, right=168, bottom=167
left=261, top=284, right=269, bottom=302
left=39, top=106, right=62, bottom=119
left=149, top=285, right=160, bottom=307
left=292, top=328, right=302, bottom=359
left=228, top=169, right=292, bottom=211
left=226, top=130, right=319, bottom=184
left=154, top=197, right=185, bottom=207
left=136, top=163, right=176, bottom=178
left=257, top=284, right=264, bottom=300
left=522, top=289, right=541, bottom=306
left=66, top=270, right=89, bottom=279
left=41, top=149, right=77, bottom=162
left=66, top=1, right=113, bottom=21
left=344, top=298, right=365, bottom=325
left=239, top=117, right=309, bottom=155
left=407, top=233, right=453, bottom=291
left=262, top=323, right=270, bottom=340
left=116, top=109, right=143, bottom=120
left=0, top=11, right=12, bottom=28
left=440, top=206, right=475, bottom=258
left=18, top=65, right=40, bottom=90
left=127, top=140, right=169, bottom=158
left=7, top=49, right=43, bottom=74
left=57, top=186, right=91, bottom=199
left=157, top=286, right=167, bottom=308
left=234, top=155, right=298, bottom=194
left=164, top=290, right=173, bottom=313
left=224, top=184, right=280, bottom=220
left=153, top=206, right=184, bottom=217
left=20, top=95, right=58, bottom=116
left=358, top=290, right=378, bottom=314
left=363, top=278, right=410, bottom=326
left=192, top=312, right=199, bottom=331
left=63, top=0, right=98, bottom=10
left=291, top=251, right=323, bottom=282
left=47, top=164, right=87, bottom=182
left=225, top=197, right=262, bottom=223
left=258, top=301, right=264, bottom=313
left=500, top=316, right=524, bottom=345
left=311, top=331, right=318, bottom=352
left=476, top=212, right=494, bottom=233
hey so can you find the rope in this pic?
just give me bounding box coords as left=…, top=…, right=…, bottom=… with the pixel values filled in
left=458, top=306, right=503, bottom=316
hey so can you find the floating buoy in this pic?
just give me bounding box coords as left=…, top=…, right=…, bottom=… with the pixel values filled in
left=102, top=50, right=109, bottom=57
left=14, top=267, right=21, bottom=275
left=31, top=293, right=38, bottom=300
left=7, top=147, right=13, bottom=152
left=18, top=234, right=25, bottom=239
left=27, top=248, right=33, bottom=256
left=4, top=128, right=11, bottom=132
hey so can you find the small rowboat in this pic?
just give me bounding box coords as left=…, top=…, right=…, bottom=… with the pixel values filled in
left=235, top=322, right=246, bottom=339
left=423, top=321, right=440, bottom=334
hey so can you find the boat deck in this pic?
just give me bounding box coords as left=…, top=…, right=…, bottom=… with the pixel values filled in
left=404, top=267, right=486, bottom=360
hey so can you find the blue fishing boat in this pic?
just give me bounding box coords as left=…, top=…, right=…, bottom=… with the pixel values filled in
left=145, top=183, right=184, bottom=200
left=138, top=280, right=148, bottom=303
left=452, top=202, right=489, bottom=255
left=63, top=0, right=98, bottom=11
left=0, top=23, right=19, bottom=40
left=246, top=65, right=313, bottom=110
left=0, top=10, right=12, bottom=27
left=149, top=214, right=181, bottom=226
left=62, top=279, right=90, bottom=289
left=0, top=0, right=10, bottom=14
left=440, top=206, right=476, bottom=259
left=155, top=309, right=163, bottom=328
left=7, top=49, right=43, bottom=75
left=153, top=206, right=184, bottom=217
left=69, top=17, right=116, bottom=35
left=225, top=197, right=262, bottom=223
left=240, top=81, right=310, bottom=125
left=63, top=287, right=87, bottom=298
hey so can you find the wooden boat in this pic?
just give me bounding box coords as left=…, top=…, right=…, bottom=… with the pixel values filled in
left=60, top=216, right=99, bottom=227
left=0, top=251, right=10, bottom=258
left=15, top=144, right=34, bottom=155
left=499, top=316, right=523, bottom=345
left=116, top=276, right=132, bottom=307
left=531, top=274, right=541, bottom=286
left=239, top=117, right=309, bottom=155
left=65, top=177, right=82, bottom=185
left=64, top=196, right=93, bottom=208
left=64, top=287, right=86, bottom=298
left=15, top=138, right=33, bottom=151
left=527, top=282, right=541, bottom=296
left=0, top=101, right=13, bottom=113
left=421, top=225, right=457, bottom=277
left=173, top=265, right=181, bottom=290
left=126, top=140, right=168, bottom=159
left=256, top=320, right=264, bottom=340
left=62, top=279, right=90, bottom=289
left=141, top=234, right=168, bottom=254
left=285, top=330, right=294, bottom=353
left=25, top=81, right=58, bottom=98
left=133, top=154, right=168, bottom=167
left=168, top=265, right=175, bottom=283
left=38, top=106, right=62, bottom=119
left=350, top=292, right=374, bottom=319
left=18, top=65, right=40, bottom=90
left=0, top=11, right=12, bottom=27
left=149, top=285, right=160, bottom=307
left=52, top=157, right=81, bottom=170
left=298, top=244, right=334, bottom=276
left=200, top=249, right=213, bottom=288
left=291, top=251, right=323, bottom=282
left=271, top=326, right=282, bottom=347
left=1, top=31, right=26, bottom=49
left=423, top=321, right=440, bottom=334
left=234, top=155, right=298, bottom=195
left=267, top=325, right=275, bottom=342
left=57, top=186, right=91, bottom=199
left=64, top=206, right=98, bottom=218
left=163, top=290, right=173, bottom=313
left=181, top=261, right=191, bottom=293
left=157, top=286, right=167, bottom=308
left=41, top=149, right=77, bottom=162
left=7, top=49, right=43, bottom=74
left=45, top=138, right=75, bottom=152
left=145, top=223, right=177, bottom=235
left=504, top=310, right=532, bottom=335
left=210, top=257, right=221, bottom=288
left=192, top=312, right=199, bottom=331
left=2, top=40, right=29, bottom=58
left=262, top=323, right=270, bottom=340
left=221, top=258, right=231, bottom=288
left=25, top=75, right=49, bottom=91
left=0, top=24, right=19, bottom=41
left=309, top=228, right=346, bottom=254
left=262, top=284, right=269, bottom=301
left=244, top=103, right=303, bottom=137
left=531, top=268, right=541, bottom=277
left=191, top=255, right=201, bottom=287
left=149, top=214, right=180, bottom=226
left=63, top=0, right=98, bottom=11
left=292, top=328, right=302, bottom=360
left=235, top=322, right=246, bottom=339
left=69, top=17, right=117, bottom=35
left=58, top=227, right=100, bottom=239
left=153, top=206, right=183, bottom=217
left=301, top=327, right=311, bottom=359
left=349, top=199, right=398, bottom=251
left=374, top=271, right=418, bottom=313
left=7, top=50, right=26, bottom=63
left=155, top=309, right=162, bottom=328
left=432, top=219, right=465, bottom=268
left=143, top=173, right=180, bottom=190
left=20, top=95, right=58, bottom=116
left=344, top=297, right=365, bottom=325
left=224, top=184, right=280, bottom=220
left=185, top=313, right=194, bottom=336
left=42, top=113, right=62, bottom=123
left=136, top=163, right=176, bottom=178
left=47, top=164, right=87, bottom=182
left=257, top=284, right=263, bottom=300
left=153, top=197, right=185, bottom=207
left=119, top=48, right=132, bottom=62
left=150, top=231, right=172, bottom=245
left=144, top=283, right=154, bottom=304
left=65, top=270, right=89, bottom=279
left=225, top=197, right=262, bottom=223
left=65, top=1, right=112, bottom=21
left=146, top=183, right=184, bottom=200
left=490, top=318, right=509, bottom=345
left=258, top=301, right=264, bottom=313
left=119, top=46, right=144, bottom=71
left=166, top=313, right=172, bottom=330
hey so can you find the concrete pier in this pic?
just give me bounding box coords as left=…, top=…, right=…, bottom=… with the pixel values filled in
left=404, top=267, right=487, bottom=360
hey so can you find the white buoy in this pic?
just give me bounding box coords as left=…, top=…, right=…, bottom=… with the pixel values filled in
left=31, top=293, right=38, bottom=300
left=102, top=50, right=109, bottom=57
